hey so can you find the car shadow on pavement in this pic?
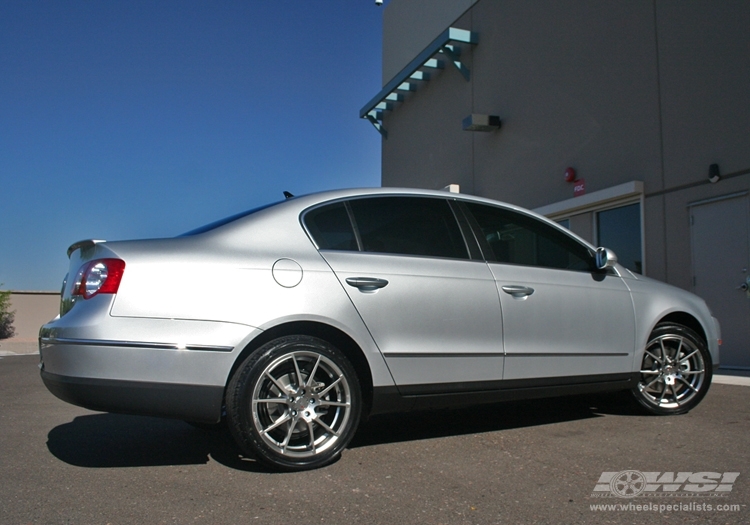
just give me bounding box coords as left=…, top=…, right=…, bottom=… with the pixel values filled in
left=350, top=390, right=644, bottom=448
left=46, top=414, right=270, bottom=473
left=46, top=391, right=643, bottom=472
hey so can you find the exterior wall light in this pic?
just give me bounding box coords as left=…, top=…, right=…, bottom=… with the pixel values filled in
left=708, top=163, right=721, bottom=183
left=463, top=114, right=501, bottom=132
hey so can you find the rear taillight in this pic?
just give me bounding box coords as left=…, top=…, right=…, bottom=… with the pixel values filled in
left=72, top=259, right=126, bottom=299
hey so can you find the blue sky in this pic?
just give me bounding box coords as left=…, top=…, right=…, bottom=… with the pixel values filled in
left=1, top=1, right=386, bottom=291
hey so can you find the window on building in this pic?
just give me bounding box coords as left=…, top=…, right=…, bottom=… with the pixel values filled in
left=596, top=203, right=642, bottom=274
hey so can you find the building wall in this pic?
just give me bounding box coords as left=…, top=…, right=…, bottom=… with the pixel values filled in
left=380, top=0, right=750, bottom=278
left=4, top=292, right=59, bottom=343
left=382, top=0, right=477, bottom=82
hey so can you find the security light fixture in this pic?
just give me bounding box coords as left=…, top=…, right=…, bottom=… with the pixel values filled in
left=463, top=114, right=501, bottom=132
left=708, top=163, right=721, bottom=183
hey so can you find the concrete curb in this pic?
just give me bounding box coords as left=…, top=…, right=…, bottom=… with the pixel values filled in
left=713, top=374, right=750, bottom=387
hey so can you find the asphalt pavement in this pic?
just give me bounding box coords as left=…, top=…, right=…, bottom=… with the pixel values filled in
left=1, top=354, right=748, bottom=524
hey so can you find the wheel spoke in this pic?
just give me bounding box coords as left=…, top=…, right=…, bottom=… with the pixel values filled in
left=318, top=400, right=350, bottom=408
left=659, top=339, right=668, bottom=362
left=318, top=375, right=343, bottom=397
left=256, top=397, right=290, bottom=405
left=677, top=349, right=699, bottom=364
left=305, top=355, right=322, bottom=388
left=658, top=383, right=669, bottom=404
left=292, top=353, right=304, bottom=389
left=306, top=421, right=316, bottom=452
left=265, top=371, right=289, bottom=394
left=644, top=349, right=663, bottom=364
left=669, top=382, right=680, bottom=404
left=281, top=417, right=297, bottom=453
left=315, top=418, right=339, bottom=437
left=677, top=376, right=698, bottom=393
left=261, top=412, right=292, bottom=435
left=674, top=338, right=684, bottom=363
left=640, top=369, right=660, bottom=375
left=681, top=369, right=705, bottom=376
left=644, top=377, right=662, bottom=390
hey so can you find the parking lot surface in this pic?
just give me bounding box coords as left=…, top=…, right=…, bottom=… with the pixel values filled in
left=1, top=354, right=748, bottom=524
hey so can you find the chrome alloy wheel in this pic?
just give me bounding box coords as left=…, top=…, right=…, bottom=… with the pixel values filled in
left=638, top=332, right=706, bottom=409
left=251, top=351, right=353, bottom=458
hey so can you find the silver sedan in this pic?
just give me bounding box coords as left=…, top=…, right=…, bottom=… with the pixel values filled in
left=39, top=188, right=720, bottom=471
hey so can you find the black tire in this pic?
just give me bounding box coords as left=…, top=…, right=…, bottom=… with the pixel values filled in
left=632, top=323, right=712, bottom=415
left=226, top=335, right=362, bottom=471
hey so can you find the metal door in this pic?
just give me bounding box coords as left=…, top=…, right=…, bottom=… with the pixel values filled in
left=690, top=193, right=750, bottom=369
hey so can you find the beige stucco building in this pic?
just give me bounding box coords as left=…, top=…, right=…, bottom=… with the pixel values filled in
left=363, top=0, right=749, bottom=368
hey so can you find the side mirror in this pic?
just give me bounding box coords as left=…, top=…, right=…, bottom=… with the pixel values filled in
left=595, top=247, right=618, bottom=270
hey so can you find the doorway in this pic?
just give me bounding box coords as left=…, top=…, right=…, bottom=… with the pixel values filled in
left=690, top=193, right=750, bottom=369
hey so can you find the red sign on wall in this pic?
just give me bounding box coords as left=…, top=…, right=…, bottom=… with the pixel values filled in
left=573, top=178, right=586, bottom=197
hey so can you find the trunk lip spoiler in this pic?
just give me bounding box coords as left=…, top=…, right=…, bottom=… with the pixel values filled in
left=67, top=239, right=106, bottom=258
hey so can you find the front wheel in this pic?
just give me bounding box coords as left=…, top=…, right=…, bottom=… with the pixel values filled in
left=632, top=323, right=712, bottom=415
left=226, top=335, right=361, bottom=471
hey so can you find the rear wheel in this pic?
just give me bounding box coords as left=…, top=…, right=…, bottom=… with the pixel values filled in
left=226, top=335, right=361, bottom=471
left=632, top=323, right=712, bottom=415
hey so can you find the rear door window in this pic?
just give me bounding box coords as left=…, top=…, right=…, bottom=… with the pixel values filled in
left=349, top=197, right=469, bottom=259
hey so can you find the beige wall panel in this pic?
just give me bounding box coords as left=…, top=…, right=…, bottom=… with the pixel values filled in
left=657, top=1, right=750, bottom=188
left=383, top=0, right=478, bottom=83
left=468, top=0, right=663, bottom=209
left=6, top=292, right=59, bottom=342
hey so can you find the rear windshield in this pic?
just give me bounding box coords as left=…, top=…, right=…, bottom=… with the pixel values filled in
left=180, top=201, right=282, bottom=236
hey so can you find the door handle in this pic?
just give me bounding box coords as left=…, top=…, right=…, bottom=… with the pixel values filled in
left=501, top=285, right=535, bottom=298
left=345, top=277, right=389, bottom=293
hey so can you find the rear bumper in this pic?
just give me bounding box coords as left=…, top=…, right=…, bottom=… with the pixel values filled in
left=41, top=370, right=223, bottom=423
left=38, top=316, right=258, bottom=423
